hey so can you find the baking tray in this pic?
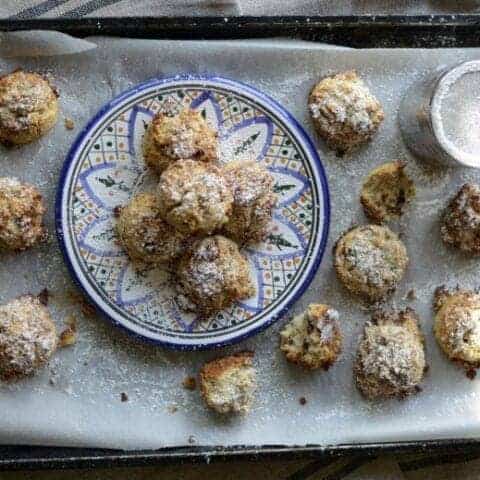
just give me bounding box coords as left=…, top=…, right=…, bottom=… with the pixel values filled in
left=1, top=14, right=480, bottom=471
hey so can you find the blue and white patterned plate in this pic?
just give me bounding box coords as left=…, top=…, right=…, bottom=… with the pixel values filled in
left=56, top=75, right=330, bottom=350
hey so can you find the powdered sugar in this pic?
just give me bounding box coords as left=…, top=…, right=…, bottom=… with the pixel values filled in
left=0, top=295, right=57, bottom=380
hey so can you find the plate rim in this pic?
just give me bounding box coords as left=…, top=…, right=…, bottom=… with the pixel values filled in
left=55, top=73, right=331, bottom=350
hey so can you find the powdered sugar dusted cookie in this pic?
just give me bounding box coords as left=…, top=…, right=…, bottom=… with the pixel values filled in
left=0, top=70, right=58, bottom=145
left=200, top=351, right=256, bottom=414
left=334, top=225, right=408, bottom=303
left=143, top=108, right=218, bottom=173
left=157, top=160, right=232, bottom=235
left=309, top=70, right=384, bottom=154
left=355, top=308, right=426, bottom=400
left=280, top=303, right=342, bottom=370
left=0, top=295, right=57, bottom=381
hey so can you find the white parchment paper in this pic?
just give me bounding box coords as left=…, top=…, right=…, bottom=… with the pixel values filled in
left=1, top=35, right=480, bottom=450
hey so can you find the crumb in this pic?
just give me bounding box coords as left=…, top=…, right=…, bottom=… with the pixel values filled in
left=121, top=392, right=128, bottom=402
left=38, top=288, right=50, bottom=306
left=299, top=397, right=307, bottom=405
left=64, top=118, right=74, bottom=130
left=168, top=405, right=178, bottom=414
left=58, top=315, right=77, bottom=348
left=467, top=368, right=477, bottom=380
left=406, top=289, right=417, bottom=301
left=113, top=205, right=122, bottom=218
left=182, top=376, right=197, bottom=391
left=188, top=435, right=196, bottom=444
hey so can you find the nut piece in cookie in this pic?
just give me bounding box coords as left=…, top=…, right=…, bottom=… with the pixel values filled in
left=334, top=225, right=408, bottom=303
left=360, top=161, right=415, bottom=223
left=116, top=192, right=186, bottom=264
left=0, top=70, right=59, bottom=145
left=223, top=160, right=277, bottom=245
left=200, top=351, right=256, bottom=414
left=176, top=235, right=254, bottom=317
left=434, top=286, right=480, bottom=376
left=308, top=70, right=384, bottom=155
left=143, top=108, right=218, bottom=174
left=354, top=308, right=426, bottom=400
left=441, top=183, right=480, bottom=254
left=0, top=177, right=47, bottom=251
left=0, top=295, right=57, bottom=381
left=279, top=304, right=342, bottom=370
left=157, top=159, right=233, bottom=235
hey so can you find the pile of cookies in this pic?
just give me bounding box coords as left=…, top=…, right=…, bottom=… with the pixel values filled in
left=116, top=107, right=278, bottom=316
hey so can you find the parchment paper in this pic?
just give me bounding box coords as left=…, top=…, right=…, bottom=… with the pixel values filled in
left=1, top=34, right=480, bottom=450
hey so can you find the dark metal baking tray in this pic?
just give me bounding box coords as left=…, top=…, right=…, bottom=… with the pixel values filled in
left=1, top=14, right=480, bottom=470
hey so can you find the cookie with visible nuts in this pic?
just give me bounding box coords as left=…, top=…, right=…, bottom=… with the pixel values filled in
left=223, top=160, right=277, bottom=245
left=0, top=70, right=59, bottom=145
left=354, top=308, right=426, bottom=400
left=434, top=286, right=480, bottom=375
left=143, top=108, right=218, bottom=174
left=0, top=177, right=47, bottom=251
left=157, top=160, right=233, bottom=236
left=116, top=192, right=187, bottom=264
left=334, top=225, right=408, bottom=303
left=308, top=71, right=384, bottom=154
left=279, top=304, right=342, bottom=370
left=360, top=161, right=415, bottom=223
left=441, top=183, right=480, bottom=254
left=176, top=235, right=254, bottom=317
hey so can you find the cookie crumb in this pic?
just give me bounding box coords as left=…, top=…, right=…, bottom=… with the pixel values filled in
left=38, top=288, right=50, bottom=306
left=299, top=397, right=307, bottom=405
left=406, top=289, right=417, bottom=301
left=64, top=118, right=75, bottom=130
left=168, top=405, right=178, bottom=414
left=59, top=316, right=77, bottom=348
left=182, top=376, right=197, bottom=391
left=113, top=205, right=122, bottom=218
left=467, top=368, right=477, bottom=380
left=120, top=392, right=128, bottom=402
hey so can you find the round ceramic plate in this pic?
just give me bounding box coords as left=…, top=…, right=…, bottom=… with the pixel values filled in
left=56, top=75, right=330, bottom=350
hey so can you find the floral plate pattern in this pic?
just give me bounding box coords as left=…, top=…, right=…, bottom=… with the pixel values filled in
left=56, top=75, right=330, bottom=349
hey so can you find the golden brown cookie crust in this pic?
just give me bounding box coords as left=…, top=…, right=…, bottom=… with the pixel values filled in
left=334, top=224, right=408, bottom=303
left=0, top=177, right=47, bottom=251
left=176, top=235, right=254, bottom=317
left=223, top=160, right=277, bottom=245
left=157, top=159, right=233, bottom=235
left=279, top=303, right=342, bottom=370
left=0, top=70, right=59, bottom=145
left=308, top=70, right=384, bottom=155
left=143, top=108, right=218, bottom=173
left=441, top=183, right=480, bottom=254
left=434, top=286, right=480, bottom=375
left=116, top=192, right=187, bottom=264
left=199, top=351, right=256, bottom=414
left=360, top=161, right=415, bottom=223
left=0, top=295, right=57, bottom=381
left=354, top=308, right=426, bottom=400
